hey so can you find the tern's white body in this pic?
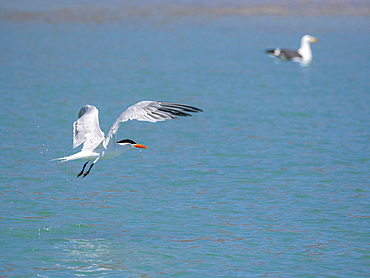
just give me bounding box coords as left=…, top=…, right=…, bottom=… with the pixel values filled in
left=58, top=143, right=131, bottom=162
left=52, top=101, right=202, bottom=177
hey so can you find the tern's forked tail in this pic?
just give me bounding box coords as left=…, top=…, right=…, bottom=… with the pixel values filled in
left=50, top=151, right=93, bottom=163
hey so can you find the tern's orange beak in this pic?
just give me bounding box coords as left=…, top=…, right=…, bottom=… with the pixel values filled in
left=312, top=37, right=318, bottom=43
left=134, top=143, right=147, bottom=149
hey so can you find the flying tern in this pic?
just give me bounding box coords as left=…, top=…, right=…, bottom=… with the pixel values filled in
left=266, top=35, right=317, bottom=63
left=52, top=101, right=203, bottom=177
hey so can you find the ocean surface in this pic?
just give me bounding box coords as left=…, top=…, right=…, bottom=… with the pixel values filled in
left=1, top=1, right=369, bottom=277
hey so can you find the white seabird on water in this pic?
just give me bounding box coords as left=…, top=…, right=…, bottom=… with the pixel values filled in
left=51, top=101, right=203, bottom=177
left=266, top=35, right=318, bottom=63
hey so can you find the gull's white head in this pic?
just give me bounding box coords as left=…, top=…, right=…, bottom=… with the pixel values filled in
left=301, top=35, right=318, bottom=44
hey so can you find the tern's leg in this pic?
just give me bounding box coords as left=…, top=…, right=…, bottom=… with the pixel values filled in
left=77, top=161, right=89, bottom=177
left=82, top=157, right=99, bottom=178
left=82, top=163, right=94, bottom=178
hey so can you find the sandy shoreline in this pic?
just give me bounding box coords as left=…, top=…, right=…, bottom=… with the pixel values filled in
left=1, top=1, right=369, bottom=23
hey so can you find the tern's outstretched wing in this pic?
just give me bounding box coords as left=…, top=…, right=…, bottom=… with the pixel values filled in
left=73, top=105, right=105, bottom=151
left=103, top=101, right=202, bottom=148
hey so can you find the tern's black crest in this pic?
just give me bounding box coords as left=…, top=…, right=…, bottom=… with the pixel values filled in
left=117, top=139, right=136, bottom=144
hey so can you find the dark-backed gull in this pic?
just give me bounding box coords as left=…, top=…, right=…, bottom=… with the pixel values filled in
left=266, top=35, right=317, bottom=63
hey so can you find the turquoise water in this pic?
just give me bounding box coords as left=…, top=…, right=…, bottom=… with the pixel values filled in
left=1, top=2, right=370, bottom=277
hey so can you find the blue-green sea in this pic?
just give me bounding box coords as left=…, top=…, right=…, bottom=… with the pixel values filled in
left=1, top=1, right=369, bottom=277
